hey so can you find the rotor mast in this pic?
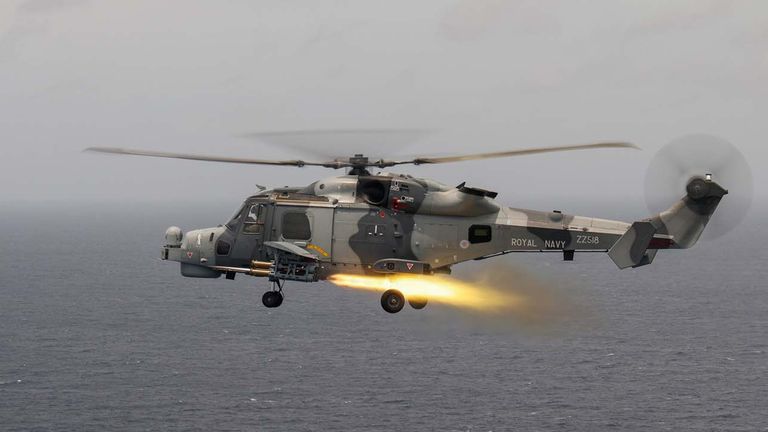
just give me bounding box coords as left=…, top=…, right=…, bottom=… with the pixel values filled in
left=348, top=154, right=372, bottom=176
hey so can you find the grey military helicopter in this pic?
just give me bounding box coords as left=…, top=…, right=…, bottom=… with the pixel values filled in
left=86, top=133, right=750, bottom=313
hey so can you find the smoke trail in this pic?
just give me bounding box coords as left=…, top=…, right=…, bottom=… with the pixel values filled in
left=449, top=261, right=596, bottom=334
left=329, top=260, right=596, bottom=334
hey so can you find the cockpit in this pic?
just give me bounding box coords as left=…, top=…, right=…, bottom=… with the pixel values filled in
left=225, top=198, right=269, bottom=232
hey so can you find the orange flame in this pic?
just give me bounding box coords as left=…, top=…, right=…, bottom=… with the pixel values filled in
left=328, top=273, right=524, bottom=312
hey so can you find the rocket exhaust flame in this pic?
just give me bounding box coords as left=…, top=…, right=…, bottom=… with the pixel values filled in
left=328, top=273, right=525, bottom=312
left=329, top=263, right=593, bottom=333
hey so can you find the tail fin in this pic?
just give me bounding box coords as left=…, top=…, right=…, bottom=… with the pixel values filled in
left=608, top=176, right=727, bottom=268
left=607, top=221, right=658, bottom=269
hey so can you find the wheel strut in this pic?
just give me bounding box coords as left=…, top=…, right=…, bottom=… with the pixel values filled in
left=262, top=278, right=284, bottom=308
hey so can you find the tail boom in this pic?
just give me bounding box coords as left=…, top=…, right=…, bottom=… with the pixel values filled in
left=608, top=176, right=726, bottom=268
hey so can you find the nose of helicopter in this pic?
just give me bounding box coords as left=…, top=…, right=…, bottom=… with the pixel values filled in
left=163, top=226, right=209, bottom=263
left=178, top=228, right=210, bottom=264
left=161, top=225, right=226, bottom=274
left=160, top=226, right=222, bottom=278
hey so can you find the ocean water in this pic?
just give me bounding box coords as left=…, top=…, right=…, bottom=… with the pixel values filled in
left=1, top=205, right=766, bottom=431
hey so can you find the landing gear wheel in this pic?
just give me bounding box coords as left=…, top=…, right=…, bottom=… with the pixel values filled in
left=381, top=289, right=406, bottom=314
left=408, top=295, right=428, bottom=310
left=262, top=291, right=283, bottom=308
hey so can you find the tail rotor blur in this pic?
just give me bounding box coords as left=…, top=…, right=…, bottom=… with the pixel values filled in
left=644, top=134, right=753, bottom=240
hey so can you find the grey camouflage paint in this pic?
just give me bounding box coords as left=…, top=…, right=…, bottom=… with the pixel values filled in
left=162, top=172, right=726, bottom=279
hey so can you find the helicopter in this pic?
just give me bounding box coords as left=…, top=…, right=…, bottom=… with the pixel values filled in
left=86, top=134, right=748, bottom=314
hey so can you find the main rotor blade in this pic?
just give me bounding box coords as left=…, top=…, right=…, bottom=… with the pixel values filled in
left=398, top=142, right=639, bottom=165
left=85, top=141, right=638, bottom=170
left=84, top=147, right=334, bottom=168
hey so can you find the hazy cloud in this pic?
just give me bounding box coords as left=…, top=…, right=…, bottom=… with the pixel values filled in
left=18, top=0, right=88, bottom=14
left=0, top=0, right=765, bottom=222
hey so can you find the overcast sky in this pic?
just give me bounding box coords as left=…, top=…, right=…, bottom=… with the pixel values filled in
left=1, top=0, right=766, bottom=219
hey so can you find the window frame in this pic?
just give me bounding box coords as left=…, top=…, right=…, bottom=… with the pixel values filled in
left=225, top=202, right=247, bottom=230
left=242, top=204, right=267, bottom=235
left=280, top=211, right=313, bottom=241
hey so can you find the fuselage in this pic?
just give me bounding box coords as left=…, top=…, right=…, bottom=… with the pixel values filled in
left=166, top=173, right=644, bottom=279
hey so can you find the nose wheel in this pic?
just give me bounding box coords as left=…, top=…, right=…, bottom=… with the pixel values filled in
left=262, top=291, right=283, bottom=308
left=262, top=279, right=284, bottom=308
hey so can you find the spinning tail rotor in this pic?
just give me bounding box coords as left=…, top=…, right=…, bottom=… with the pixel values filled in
left=644, top=134, right=753, bottom=240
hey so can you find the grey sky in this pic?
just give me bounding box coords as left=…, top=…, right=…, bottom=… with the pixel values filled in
left=1, top=0, right=766, bottom=218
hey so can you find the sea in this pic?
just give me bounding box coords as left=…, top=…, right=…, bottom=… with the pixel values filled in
left=1, top=203, right=766, bottom=431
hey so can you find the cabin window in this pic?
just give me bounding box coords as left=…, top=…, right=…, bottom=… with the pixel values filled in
left=281, top=212, right=311, bottom=240
left=243, top=204, right=266, bottom=234
left=468, top=224, right=492, bottom=244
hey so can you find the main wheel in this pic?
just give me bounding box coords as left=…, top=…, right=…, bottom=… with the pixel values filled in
left=408, top=295, right=428, bottom=310
left=262, top=291, right=283, bottom=308
left=380, top=289, right=405, bottom=314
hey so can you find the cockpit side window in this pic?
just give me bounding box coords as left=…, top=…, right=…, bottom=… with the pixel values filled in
left=246, top=204, right=264, bottom=223
left=243, top=204, right=266, bottom=234
left=226, top=203, right=247, bottom=230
